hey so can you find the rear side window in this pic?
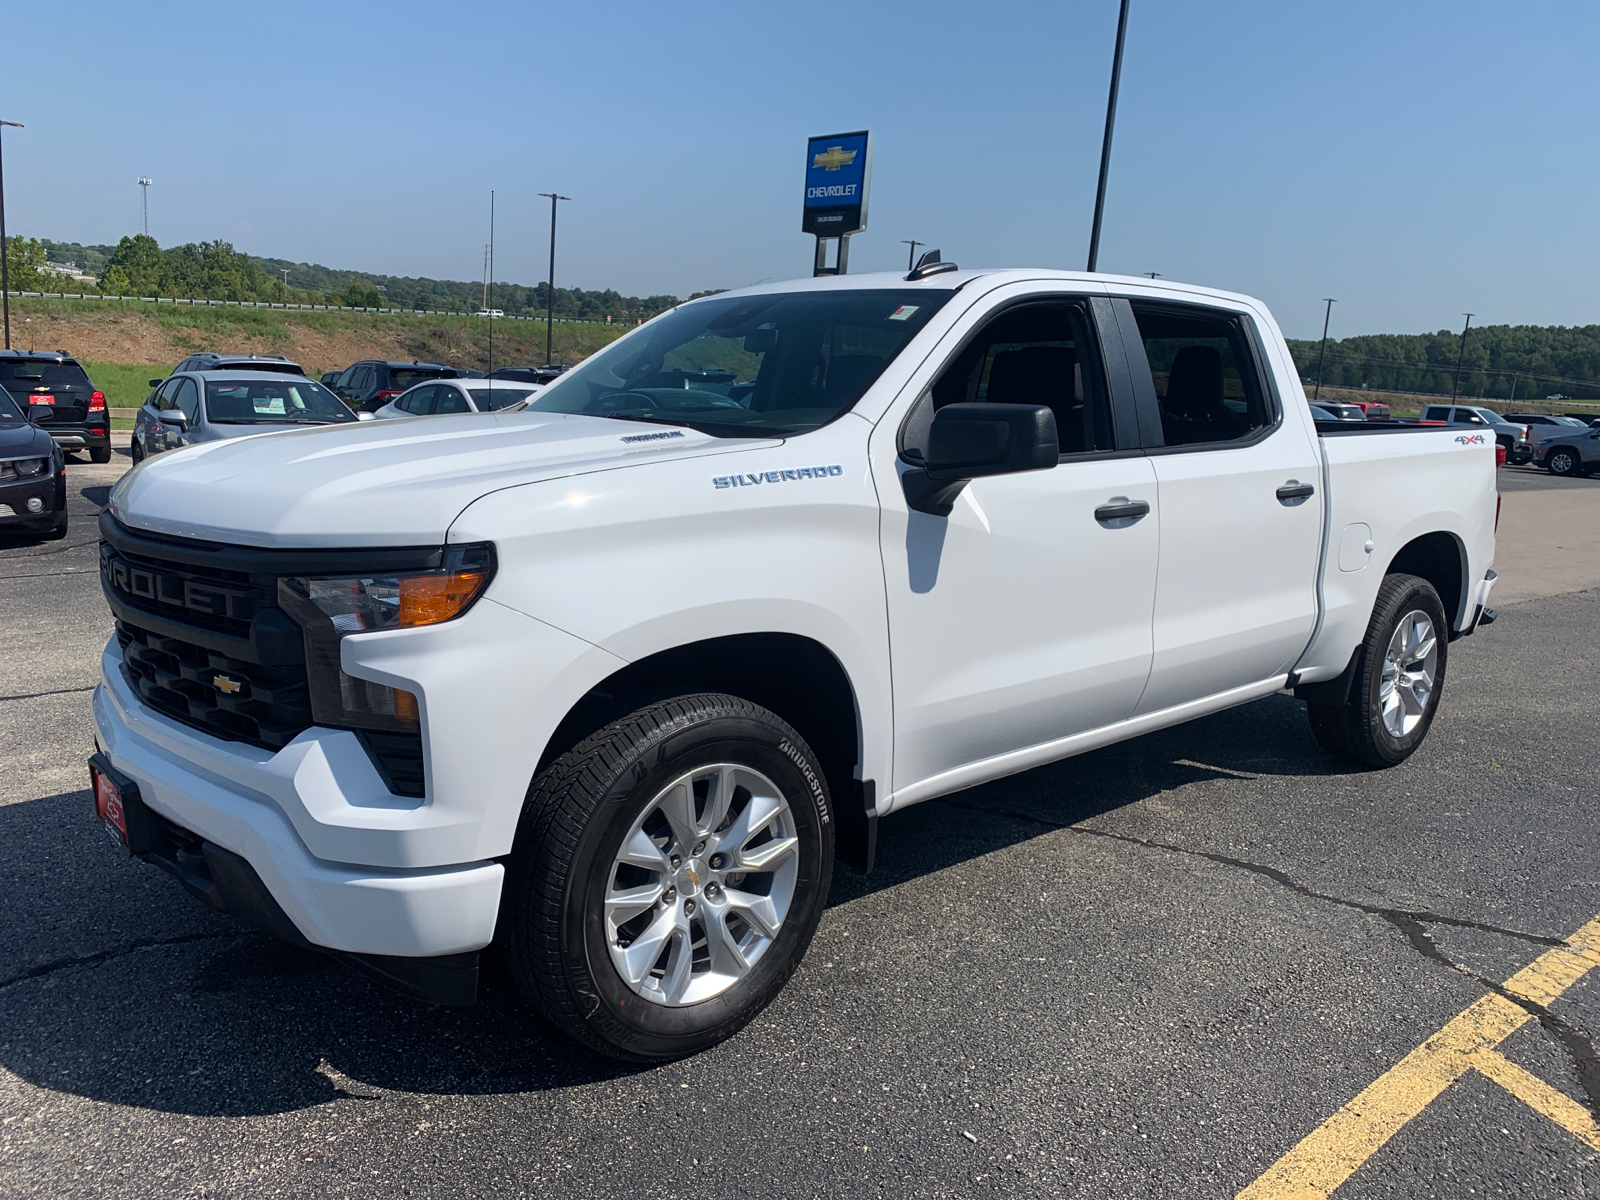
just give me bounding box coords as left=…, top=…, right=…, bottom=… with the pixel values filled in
left=1128, top=304, right=1272, bottom=448
left=0, top=361, right=91, bottom=388
left=399, top=386, right=435, bottom=414
left=433, top=387, right=470, bottom=415
left=1422, top=406, right=1449, bottom=420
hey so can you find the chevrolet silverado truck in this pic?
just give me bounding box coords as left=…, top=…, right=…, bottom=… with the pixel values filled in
left=89, top=266, right=1498, bottom=1061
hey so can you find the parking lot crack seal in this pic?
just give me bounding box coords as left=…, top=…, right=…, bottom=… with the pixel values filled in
left=930, top=798, right=1600, bottom=1117
left=0, top=684, right=96, bottom=703
left=0, top=931, right=242, bottom=991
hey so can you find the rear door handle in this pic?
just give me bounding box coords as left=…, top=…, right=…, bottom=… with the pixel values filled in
left=1094, top=499, right=1151, bottom=523
left=1276, top=482, right=1316, bottom=502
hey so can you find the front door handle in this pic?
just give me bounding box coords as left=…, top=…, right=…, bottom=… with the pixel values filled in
left=1094, top=499, right=1150, bottom=523
left=1276, top=481, right=1316, bottom=502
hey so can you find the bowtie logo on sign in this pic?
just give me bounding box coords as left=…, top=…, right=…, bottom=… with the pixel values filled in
left=812, top=145, right=857, bottom=172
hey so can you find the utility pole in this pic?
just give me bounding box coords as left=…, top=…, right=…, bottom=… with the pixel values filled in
left=1086, top=0, right=1131, bottom=272
left=0, top=120, right=22, bottom=350
left=139, top=177, right=152, bottom=236
left=481, top=244, right=489, bottom=311
left=901, top=240, right=924, bottom=271
left=1451, top=313, right=1474, bottom=401
left=280, top=268, right=290, bottom=289
left=1313, top=298, right=1336, bottom=401
left=537, top=192, right=570, bottom=366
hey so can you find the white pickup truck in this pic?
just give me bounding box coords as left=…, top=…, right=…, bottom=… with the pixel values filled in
left=89, top=266, right=1498, bottom=1061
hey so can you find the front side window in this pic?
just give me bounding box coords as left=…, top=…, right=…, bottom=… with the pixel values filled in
left=174, top=377, right=201, bottom=422
left=155, top=378, right=184, bottom=411
left=205, top=379, right=356, bottom=425
left=433, top=387, right=470, bottom=415
left=1128, top=303, right=1273, bottom=448
left=902, top=299, right=1114, bottom=460
left=398, top=385, right=435, bottom=414
left=528, top=289, right=952, bottom=437
left=0, top=388, right=22, bottom=420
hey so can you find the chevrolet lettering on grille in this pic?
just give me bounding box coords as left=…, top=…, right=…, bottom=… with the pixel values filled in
left=101, top=550, right=256, bottom=621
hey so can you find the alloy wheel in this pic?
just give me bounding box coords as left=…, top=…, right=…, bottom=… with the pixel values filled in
left=1379, top=609, right=1438, bottom=738
left=604, top=763, right=800, bottom=1007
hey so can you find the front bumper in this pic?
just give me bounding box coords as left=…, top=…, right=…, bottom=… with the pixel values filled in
left=0, top=470, right=60, bottom=524
left=92, top=652, right=505, bottom=960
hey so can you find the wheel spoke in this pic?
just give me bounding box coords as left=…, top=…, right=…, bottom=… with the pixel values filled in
left=719, top=791, right=782, bottom=856
left=703, top=904, right=749, bottom=977
left=655, top=780, right=698, bottom=851
left=659, top=921, right=695, bottom=1004
left=620, top=907, right=686, bottom=988
left=618, top=827, right=670, bottom=873
left=726, top=887, right=782, bottom=939
left=606, top=881, right=664, bottom=928
left=738, top=834, right=799, bottom=872
left=703, top=765, right=738, bottom=836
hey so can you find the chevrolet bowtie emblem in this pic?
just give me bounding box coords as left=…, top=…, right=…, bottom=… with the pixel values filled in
left=812, top=145, right=857, bottom=172
left=213, top=674, right=243, bottom=695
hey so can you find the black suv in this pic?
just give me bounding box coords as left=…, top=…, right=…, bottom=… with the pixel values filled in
left=334, top=360, right=459, bottom=412
left=487, top=365, right=567, bottom=386
left=169, top=353, right=306, bottom=376
left=0, top=350, right=110, bottom=462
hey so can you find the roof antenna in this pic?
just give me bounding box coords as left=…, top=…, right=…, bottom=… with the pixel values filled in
left=906, top=249, right=957, bottom=281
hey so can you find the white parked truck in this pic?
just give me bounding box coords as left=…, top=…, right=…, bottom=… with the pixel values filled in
left=90, top=266, right=1498, bottom=1060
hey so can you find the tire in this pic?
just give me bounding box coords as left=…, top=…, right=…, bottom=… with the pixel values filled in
left=90, top=445, right=112, bottom=464
left=130, top=437, right=144, bottom=465
left=502, top=693, right=835, bottom=1062
left=1547, top=447, right=1579, bottom=477
left=1306, top=573, right=1448, bottom=769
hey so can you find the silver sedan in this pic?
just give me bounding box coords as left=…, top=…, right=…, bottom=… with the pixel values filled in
left=372, top=379, right=541, bottom=420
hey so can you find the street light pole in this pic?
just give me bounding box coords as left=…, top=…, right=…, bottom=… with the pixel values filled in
left=1086, top=0, right=1131, bottom=272
left=901, top=240, right=924, bottom=271
left=0, top=120, right=22, bottom=351
left=1313, top=297, right=1336, bottom=401
left=1451, top=313, right=1474, bottom=401
left=537, top=192, right=570, bottom=366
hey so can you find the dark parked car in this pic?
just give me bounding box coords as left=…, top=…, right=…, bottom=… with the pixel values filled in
left=0, top=385, right=68, bottom=538
left=332, top=361, right=459, bottom=412
left=1535, top=426, right=1600, bottom=477
left=0, top=350, right=110, bottom=462
left=169, top=353, right=306, bottom=377
left=488, top=364, right=567, bottom=386
left=131, top=371, right=361, bottom=464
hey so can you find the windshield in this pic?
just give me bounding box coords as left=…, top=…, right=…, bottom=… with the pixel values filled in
left=205, top=379, right=356, bottom=424
left=1472, top=408, right=1504, bottom=422
left=527, top=289, right=953, bottom=436
left=0, top=387, right=22, bottom=420
left=467, top=385, right=535, bottom=411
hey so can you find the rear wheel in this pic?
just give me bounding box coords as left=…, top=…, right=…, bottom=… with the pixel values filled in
left=502, top=693, right=834, bottom=1062
left=90, top=445, right=112, bottom=464
left=1547, top=447, right=1580, bottom=477
left=1307, top=573, right=1448, bottom=768
left=130, top=437, right=144, bottom=465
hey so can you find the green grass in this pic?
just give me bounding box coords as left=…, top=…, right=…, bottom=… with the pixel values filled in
left=83, top=361, right=170, bottom=411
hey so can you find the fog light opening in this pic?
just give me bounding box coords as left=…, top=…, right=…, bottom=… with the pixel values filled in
left=25, top=497, right=44, bottom=514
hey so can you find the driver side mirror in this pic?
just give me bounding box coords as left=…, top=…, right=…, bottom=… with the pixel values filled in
left=27, top=403, right=53, bottom=423
left=356, top=411, right=375, bottom=422
left=148, top=379, right=164, bottom=388
left=902, top=403, right=1058, bottom=516
left=158, top=410, right=187, bottom=429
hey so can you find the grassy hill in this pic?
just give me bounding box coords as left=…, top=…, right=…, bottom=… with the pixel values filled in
left=6, top=296, right=629, bottom=409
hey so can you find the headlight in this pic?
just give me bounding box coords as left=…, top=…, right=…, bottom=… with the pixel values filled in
left=0, top=457, right=48, bottom=481
left=277, top=543, right=495, bottom=732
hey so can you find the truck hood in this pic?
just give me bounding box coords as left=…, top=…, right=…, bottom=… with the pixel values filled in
left=109, top=411, right=765, bottom=547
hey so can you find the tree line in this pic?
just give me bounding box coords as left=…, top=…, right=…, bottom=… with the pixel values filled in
left=1286, top=324, right=1600, bottom=401
left=17, top=236, right=693, bottom=322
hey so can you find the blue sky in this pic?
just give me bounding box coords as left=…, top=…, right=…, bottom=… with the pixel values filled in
left=7, top=1, right=1595, bottom=338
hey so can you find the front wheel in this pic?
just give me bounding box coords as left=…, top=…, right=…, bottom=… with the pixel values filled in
left=130, top=437, right=145, bottom=465
left=1307, top=573, right=1448, bottom=768
left=502, top=693, right=835, bottom=1061
left=1547, top=447, right=1580, bottom=477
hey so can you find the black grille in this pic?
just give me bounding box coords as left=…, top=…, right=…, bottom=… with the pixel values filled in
left=101, top=518, right=427, bottom=797
left=117, top=619, right=313, bottom=750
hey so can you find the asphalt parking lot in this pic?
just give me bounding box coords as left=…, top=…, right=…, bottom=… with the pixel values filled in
left=3, top=449, right=1599, bottom=1198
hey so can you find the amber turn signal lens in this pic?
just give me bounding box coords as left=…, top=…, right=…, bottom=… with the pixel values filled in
left=398, top=571, right=489, bottom=627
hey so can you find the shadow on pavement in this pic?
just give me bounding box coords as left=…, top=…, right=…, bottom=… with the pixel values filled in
left=0, top=692, right=1346, bottom=1118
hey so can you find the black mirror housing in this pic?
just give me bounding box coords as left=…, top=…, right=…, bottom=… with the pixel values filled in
left=148, top=378, right=164, bottom=388
left=903, top=403, right=1058, bottom=515
left=27, top=403, right=53, bottom=423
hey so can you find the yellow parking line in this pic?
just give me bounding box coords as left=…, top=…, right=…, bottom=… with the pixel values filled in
left=1237, top=915, right=1600, bottom=1200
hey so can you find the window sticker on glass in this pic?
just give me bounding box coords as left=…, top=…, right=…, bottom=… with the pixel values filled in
left=887, top=305, right=920, bottom=321
left=253, top=396, right=287, bottom=415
